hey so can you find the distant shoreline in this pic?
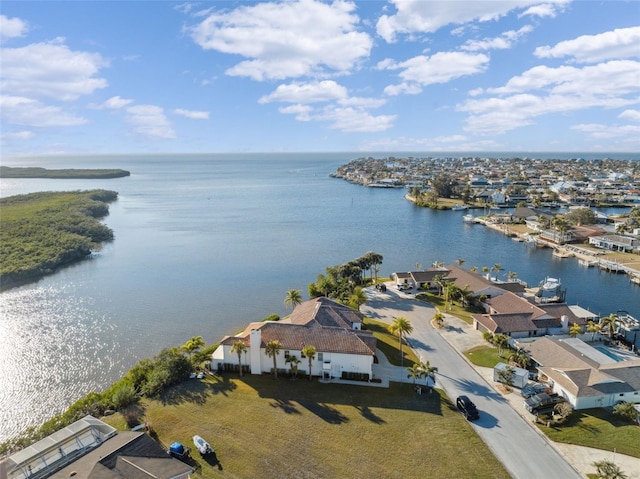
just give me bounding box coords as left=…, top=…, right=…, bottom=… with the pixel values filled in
left=0, top=166, right=130, bottom=179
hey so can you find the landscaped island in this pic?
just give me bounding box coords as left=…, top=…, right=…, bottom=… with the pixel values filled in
left=0, top=166, right=130, bottom=179
left=0, top=190, right=118, bottom=290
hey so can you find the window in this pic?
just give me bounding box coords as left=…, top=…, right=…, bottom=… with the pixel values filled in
left=317, top=353, right=323, bottom=362
left=284, top=351, right=290, bottom=359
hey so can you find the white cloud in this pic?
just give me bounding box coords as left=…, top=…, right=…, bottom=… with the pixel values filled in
left=173, top=108, right=210, bottom=120
left=571, top=122, right=640, bottom=140
left=279, top=104, right=313, bottom=121
left=461, top=25, right=533, bottom=52
left=2, top=130, right=35, bottom=141
left=0, top=38, right=108, bottom=101
left=619, top=109, right=640, bottom=122
left=188, top=0, right=372, bottom=80
left=315, top=106, right=396, bottom=132
left=535, top=27, right=640, bottom=63
left=459, top=60, right=640, bottom=135
left=519, top=2, right=567, bottom=19
left=0, top=95, right=87, bottom=127
left=381, top=51, right=490, bottom=95
left=259, top=80, right=348, bottom=104
left=0, top=15, right=29, bottom=39
left=376, top=0, right=563, bottom=43
left=125, top=105, right=176, bottom=139
left=92, top=96, right=134, bottom=110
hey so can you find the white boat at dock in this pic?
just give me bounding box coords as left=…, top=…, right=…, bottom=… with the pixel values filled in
left=535, top=277, right=566, bottom=303
left=452, top=204, right=468, bottom=211
left=578, top=258, right=596, bottom=267
left=462, top=214, right=475, bottom=223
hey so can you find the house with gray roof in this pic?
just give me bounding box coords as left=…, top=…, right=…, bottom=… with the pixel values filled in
left=211, top=297, right=377, bottom=381
left=520, top=337, right=640, bottom=410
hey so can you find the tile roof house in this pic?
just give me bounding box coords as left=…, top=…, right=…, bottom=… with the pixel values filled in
left=520, top=337, right=640, bottom=409
left=211, top=297, right=377, bottom=381
left=473, top=291, right=587, bottom=338
left=443, top=264, right=511, bottom=299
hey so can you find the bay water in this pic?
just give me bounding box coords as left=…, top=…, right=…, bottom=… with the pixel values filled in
left=1, top=152, right=638, bottom=442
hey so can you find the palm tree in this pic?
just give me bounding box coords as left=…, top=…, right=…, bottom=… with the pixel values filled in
left=349, top=286, right=367, bottom=311
left=285, top=354, right=301, bottom=379
left=230, top=340, right=247, bottom=377
left=587, top=320, right=600, bottom=342
left=182, top=336, right=205, bottom=365
left=497, top=365, right=515, bottom=392
left=493, top=333, right=509, bottom=357
left=592, top=460, right=628, bottom=479
left=432, top=311, right=445, bottom=329
left=456, top=257, right=465, bottom=266
left=599, top=314, right=618, bottom=341
left=406, top=364, right=424, bottom=385
left=284, top=289, right=303, bottom=310
left=418, top=360, right=438, bottom=392
left=265, top=340, right=282, bottom=379
left=613, top=401, right=640, bottom=424
left=301, top=345, right=316, bottom=380
left=509, top=350, right=529, bottom=368
left=491, top=263, right=503, bottom=281
left=569, top=323, right=582, bottom=338
left=388, top=317, right=413, bottom=366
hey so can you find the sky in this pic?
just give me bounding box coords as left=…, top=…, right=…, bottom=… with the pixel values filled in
left=1, top=0, right=639, bottom=157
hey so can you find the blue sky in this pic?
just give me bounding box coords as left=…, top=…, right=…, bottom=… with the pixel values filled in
left=1, top=0, right=639, bottom=157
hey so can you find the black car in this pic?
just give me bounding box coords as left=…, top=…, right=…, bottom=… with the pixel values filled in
left=456, top=395, right=480, bottom=421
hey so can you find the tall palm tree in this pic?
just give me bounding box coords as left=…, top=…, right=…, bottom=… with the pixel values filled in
left=301, top=345, right=316, bottom=380
left=587, top=320, right=600, bottom=342
left=493, top=333, right=509, bottom=357
left=406, top=364, right=424, bottom=385
left=569, top=323, right=582, bottom=338
left=491, top=263, right=503, bottom=280
left=599, top=314, right=618, bottom=341
left=388, top=317, right=413, bottom=366
left=284, top=289, right=303, bottom=310
left=230, top=340, right=247, bottom=377
left=349, top=286, right=367, bottom=311
left=418, top=360, right=438, bottom=391
left=285, top=354, right=301, bottom=379
left=182, top=336, right=205, bottom=366
left=265, top=340, right=282, bottom=379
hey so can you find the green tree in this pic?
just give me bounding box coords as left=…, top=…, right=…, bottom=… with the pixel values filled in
left=592, top=460, right=628, bottom=479
left=493, top=333, right=509, bottom=357
left=406, top=364, right=424, bottom=385
left=349, top=286, right=367, bottom=311
left=388, top=317, right=414, bottom=366
left=302, top=345, right=317, bottom=381
left=587, top=320, right=600, bottom=342
left=497, top=365, right=515, bottom=391
left=613, top=401, right=639, bottom=424
left=285, top=354, right=301, bottom=379
left=599, top=314, right=619, bottom=340
left=182, top=336, right=205, bottom=363
left=432, top=311, right=445, bottom=329
left=265, top=340, right=282, bottom=379
left=284, top=289, right=303, bottom=309
left=569, top=323, right=582, bottom=338
left=509, top=350, right=529, bottom=368
left=230, top=340, right=247, bottom=377
left=418, top=360, right=438, bottom=392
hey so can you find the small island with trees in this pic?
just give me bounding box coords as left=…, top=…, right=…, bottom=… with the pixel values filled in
left=0, top=166, right=130, bottom=179
left=0, top=190, right=118, bottom=290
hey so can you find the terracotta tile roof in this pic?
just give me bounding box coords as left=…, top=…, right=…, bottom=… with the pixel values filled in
left=288, top=297, right=364, bottom=329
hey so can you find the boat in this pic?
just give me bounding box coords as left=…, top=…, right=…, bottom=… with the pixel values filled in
left=630, top=275, right=640, bottom=286
left=535, top=277, right=566, bottom=303
left=193, top=435, right=214, bottom=455
left=578, top=258, right=596, bottom=267
left=462, top=214, right=474, bottom=223
left=552, top=249, right=572, bottom=258
left=452, top=204, right=468, bottom=211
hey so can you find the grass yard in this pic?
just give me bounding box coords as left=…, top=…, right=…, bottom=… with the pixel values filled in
left=363, top=318, right=420, bottom=366
left=103, top=374, right=510, bottom=479
left=464, top=345, right=508, bottom=368
left=539, top=408, right=640, bottom=459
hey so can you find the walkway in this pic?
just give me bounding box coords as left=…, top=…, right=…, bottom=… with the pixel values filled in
left=361, top=283, right=640, bottom=479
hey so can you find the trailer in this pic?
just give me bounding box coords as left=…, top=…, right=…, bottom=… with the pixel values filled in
left=493, top=363, right=529, bottom=389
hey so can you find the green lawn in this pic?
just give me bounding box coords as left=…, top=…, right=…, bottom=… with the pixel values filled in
left=415, top=292, right=477, bottom=324
left=539, top=408, right=640, bottom=458
left=363, top=318, right=420, bottom=366
left=464, top=345, right=509, bottom=368
left=103, top=374, right=510, bottom=479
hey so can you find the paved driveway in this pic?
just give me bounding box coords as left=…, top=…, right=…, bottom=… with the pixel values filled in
left=362, top=284, right=582, bottom=479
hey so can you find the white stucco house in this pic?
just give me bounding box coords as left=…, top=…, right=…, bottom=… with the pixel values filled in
left=521, top=337, right=640, bottom=410
left=211, top=297, right=377, bottom=381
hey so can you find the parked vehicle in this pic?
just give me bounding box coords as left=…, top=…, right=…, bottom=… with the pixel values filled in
left=521, top=383, right=551, bottom=399
left=524, top=392, right=566, bottom=414
left=193, top=435, right=214, bottom=455
left=456, top=395, right=480, bottom=421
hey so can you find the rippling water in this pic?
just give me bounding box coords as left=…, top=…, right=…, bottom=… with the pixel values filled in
left=1, top=152, right=638, bottom=442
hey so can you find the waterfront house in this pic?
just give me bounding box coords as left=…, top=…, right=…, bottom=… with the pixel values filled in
left=211, top=297, right=377, bottom=381
left=520, top=337, right=640, bottom=410
left=391, top=268, right=449, bottom=290
left=589, top=234, right=639, bottom=253
left=442, top=264, right=511, bottom=300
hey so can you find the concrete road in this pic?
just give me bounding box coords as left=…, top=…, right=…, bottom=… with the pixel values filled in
left=362, top=285, right=582, bottom=479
